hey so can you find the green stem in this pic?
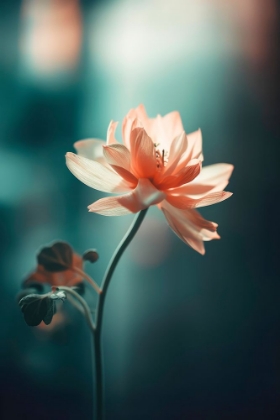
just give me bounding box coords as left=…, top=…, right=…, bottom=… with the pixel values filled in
left=58, top=286, right=96, bottom=333
left=93, top=209, right=148, bottom=420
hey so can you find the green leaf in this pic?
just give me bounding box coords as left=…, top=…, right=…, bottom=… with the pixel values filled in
left=37, top=242, right=73, bottom=272
left=19, top=291, right=66, bottom=327
left=83, top=250, right=99, bottom=263
left=43, top=301, right=55, bottom=325
left=19, top=294, right=50, bottom=326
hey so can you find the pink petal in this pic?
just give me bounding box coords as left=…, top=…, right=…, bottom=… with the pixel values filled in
left=130, top=128, right=157, bottom=178
left=159, top=201, right=220, bottom=254
left=106, top=121, right=118, bottom=145
left=162, top=111, right=184, bottom=143
left=66, top=152, right=132, bottom=193
left=163, top=131, right=188, bottom=177
left=167, top=164, right=234, bottom=198
left=110, top=165, right=138, bottom=186
left=74, top=139, right=106, bottom=164
left=88, top=178, right=165, bottom=216
left=195, top=191, right=233, bottom=208
left=194, top=163, right=234, bottom=185
left=165, top=190, right=232, bottom=209
left=122, top=116, right=143, bottom=149
left=157, top=159, right=201, bottom=190
left=187, top=129, right=203, bottom=161
left=103, top=144, right=131, bottom=171
left=88, top=195, right=139, bottom=216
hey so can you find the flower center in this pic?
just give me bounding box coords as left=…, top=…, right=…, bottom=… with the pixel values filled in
left=154, top=143, right=168, bottom=170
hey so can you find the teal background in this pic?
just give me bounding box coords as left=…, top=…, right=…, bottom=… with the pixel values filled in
left=1, top=1, right=280, bottom=419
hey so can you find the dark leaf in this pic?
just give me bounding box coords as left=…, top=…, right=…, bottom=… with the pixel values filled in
left=43, top=301, right=55, bottom=325
left=37, top=242, right=73, bottom=272
left=19, top=291, right=66, bottom=327
left=83, top=250, right=99, bottom=263
left=19, top=294, right=50, bottom=326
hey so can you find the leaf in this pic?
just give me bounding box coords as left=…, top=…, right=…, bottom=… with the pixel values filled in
left=83, top=250, right=99, bottom=263
left=19, top=294, right=50, bottom=326
left=19, top=291, right=66, bottom=327
left=43, top=301, right=55, bottom=325
left=37, top=242, right=73, bottom=272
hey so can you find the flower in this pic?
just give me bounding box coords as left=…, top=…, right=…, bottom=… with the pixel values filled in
left=66, top=105, right=233, bottom=254
left=25, top=252, right=84, bottom=287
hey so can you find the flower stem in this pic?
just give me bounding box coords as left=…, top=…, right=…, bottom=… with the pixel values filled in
left=72, top=267, right=101, bottom=295
left=93, top=208, right=148, bottom=420
left=58, top=286, right=96, bottom=332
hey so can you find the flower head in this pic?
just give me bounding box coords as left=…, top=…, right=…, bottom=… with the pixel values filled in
left=25, top=242, right=84, bottom=287
left=66, top=105, right=233, bottom=254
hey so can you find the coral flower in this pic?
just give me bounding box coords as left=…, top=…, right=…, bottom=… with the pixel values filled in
left=66, top=105, right=233, bottom=254
left=25, top=253, right=84, bottom=287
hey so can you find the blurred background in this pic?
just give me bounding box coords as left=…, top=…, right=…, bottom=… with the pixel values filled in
left=1, top=0, right=280, bottom=419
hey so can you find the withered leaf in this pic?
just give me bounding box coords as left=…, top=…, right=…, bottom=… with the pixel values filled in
left=37, top=242, right=73, bottom=272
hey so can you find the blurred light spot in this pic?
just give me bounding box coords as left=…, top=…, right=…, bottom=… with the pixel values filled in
left=20, top=0, right=82, bottom=84
left=89, top=0, right=237, bottom=80
left=217, top=0, right=278, bottom=66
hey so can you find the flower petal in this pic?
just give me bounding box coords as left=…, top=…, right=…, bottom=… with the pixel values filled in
left=88, top=195, right=138, bottom=216
left=194, top=163, right=234, bottom=185
left=195, top=191, right=233, bottom=208
left=88, top=178, right=165, bottom=216
left=74, top=139, right=106, bottom=164
left=165, top=190, right=232, bottom=209
left=103, top=144, right=132, bottom=171
left=163, top=131, right=188, bottom=177
left=159, top=201, right=220, bottom=254
left=130, top=128, right=157, bottom=178
left=122, top=116, right=143, bottom=149
left=106, top=121, right=118, bottom=145
left=66, top=152, right=132, bottom=193
left=167, top=164, right=234, bottom=198
left=157, top=159, right=201, bottom=190
left=187, top=129, right=203, bottom=161
left=162, top=111, right=184, bottom=143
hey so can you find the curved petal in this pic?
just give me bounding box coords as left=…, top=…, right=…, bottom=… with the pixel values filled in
left=194, top=163, right=234, bottom=185
left=195, top=191, right=233, bottom=208
left=163, top=131, right=187, bottom=177
left=122, top=116, right=143, bottom=149
left=168, top=163, right=234, bottom=198
left=162, top=111, right=184, bottom=143
left=157, top=159, right=201, bottom=190
left=74, top=138, right=107, bottom=165
left=88, top=195, right=139, bottom=216
left=103, top=144, right=131, bottom=171
left=165, top=190, right=232, bottom=209
left=145, top=112, right=183, bottom=151
left=159, top=201, right=220, bottom=254
left=187, top=129, right=203, bottom=161
left=130, top=128, right=157, bottom=178
left=106, top=121, right=118, bottom=145
left=88, top=178, right=165, bottom=216
left=110, top=165, right=138, bottom=186
left=66, top=152, right=132, bottom=193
